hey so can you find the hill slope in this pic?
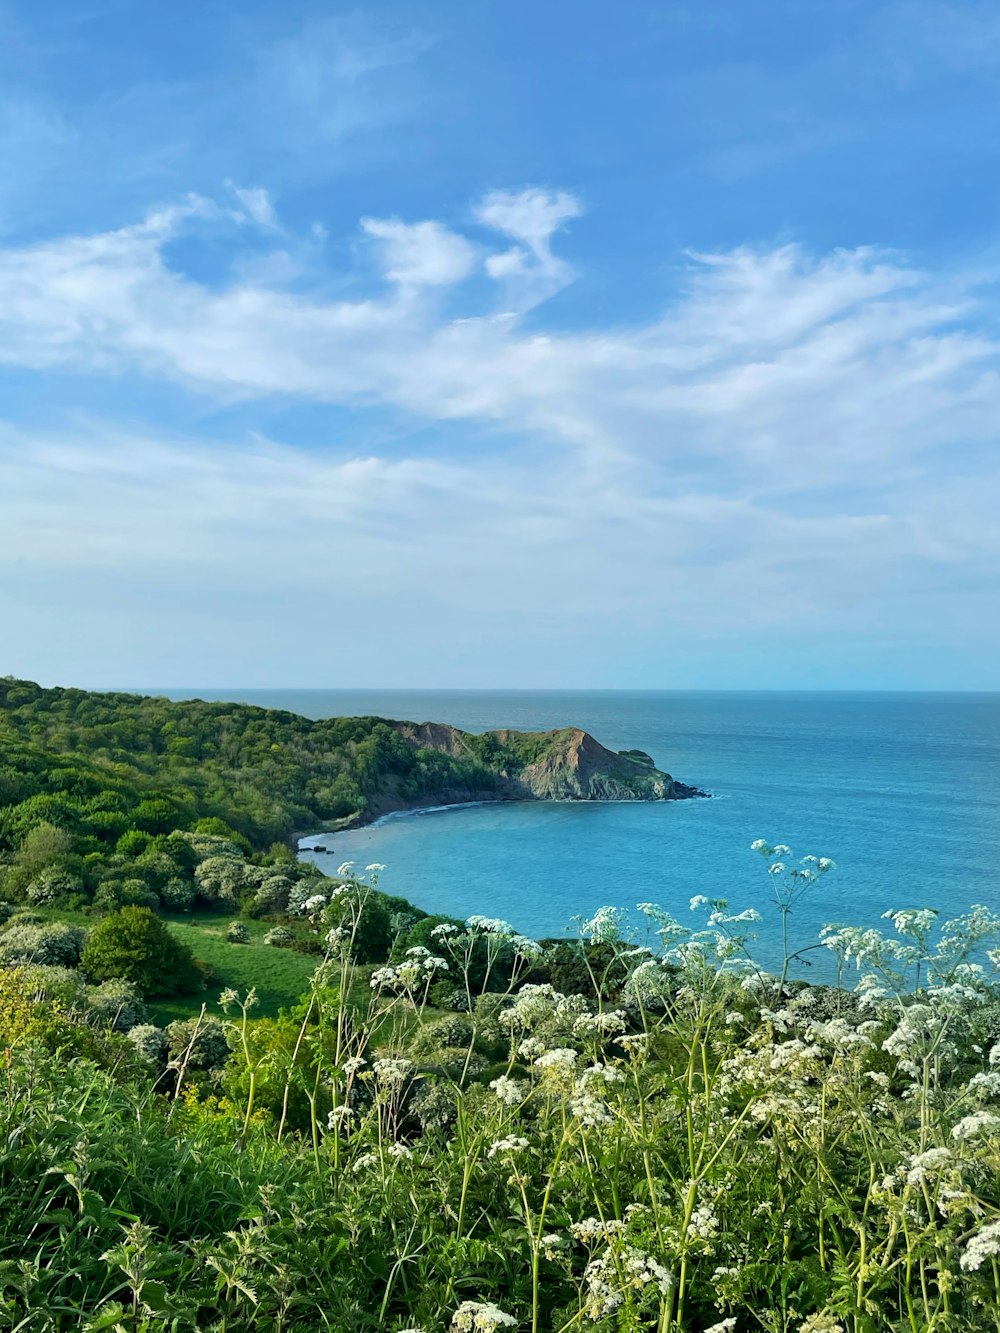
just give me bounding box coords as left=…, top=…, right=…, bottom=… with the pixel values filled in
left=0, top=679, right=700, bottom=852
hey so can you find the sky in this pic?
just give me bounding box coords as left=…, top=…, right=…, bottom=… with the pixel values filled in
left=2, top=0, right=999, bottom=691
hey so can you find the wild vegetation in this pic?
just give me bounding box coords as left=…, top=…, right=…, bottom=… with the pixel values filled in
left=3, top=681, right=1000, bottom=1331
left=2, top=844, right=1000, bottom=1331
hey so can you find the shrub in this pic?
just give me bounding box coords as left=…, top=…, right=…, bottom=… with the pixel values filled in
left=246, top=873, right=293, bottom=916
left=227, top=921, right=250, bottom=944
left=165, top=1016, right=231, bottom=1072
left=0, top=921, right=86, bottom=967
left=194, top=855, right=247, bottom=909
left=80, top=907, right=202, bottom=998
left=25, top=866, right=83, bottom=906
left=84, top=979, right=149, bottom=1032
left=126, top=1022, right=168, bottom=1066
left=160, top=875, right=196, bottom=912
left=322, top=892, right=393, bottom=963
left=263, top=925, right=294, bottom=948
left=93, top=878, right=161, bottom=912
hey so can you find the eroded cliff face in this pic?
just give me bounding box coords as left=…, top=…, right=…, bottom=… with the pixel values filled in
left=389, top=721, right=700, bottom=805
left=508, top=728, right=680, bottom=801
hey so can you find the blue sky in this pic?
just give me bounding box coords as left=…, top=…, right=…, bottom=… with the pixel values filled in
left=2, top=0, right=999, bottom=689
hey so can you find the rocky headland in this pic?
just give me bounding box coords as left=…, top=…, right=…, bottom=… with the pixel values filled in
left=352, top=721, right=706, bottom=824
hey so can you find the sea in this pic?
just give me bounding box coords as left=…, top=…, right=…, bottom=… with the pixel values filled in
left=156, top=689, right=1000, bottom=979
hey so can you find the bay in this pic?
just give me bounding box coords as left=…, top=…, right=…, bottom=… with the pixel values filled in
left=154, top=688, right=1000, bottom=977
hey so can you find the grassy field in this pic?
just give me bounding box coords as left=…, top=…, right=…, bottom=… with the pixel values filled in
left=151, top=915, right=318, bottom=1024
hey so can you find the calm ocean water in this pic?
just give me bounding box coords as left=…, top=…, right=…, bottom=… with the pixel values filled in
left=158, top=689, right=1000, bottom=977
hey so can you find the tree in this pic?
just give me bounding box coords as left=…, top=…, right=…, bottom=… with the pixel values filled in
left=15, top=821, right=74, bottom=874
left=80, top=907, right=202, bottom=997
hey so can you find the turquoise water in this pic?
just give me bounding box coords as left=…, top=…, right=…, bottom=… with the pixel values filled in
left=159, top=689, right=1000, bottom=976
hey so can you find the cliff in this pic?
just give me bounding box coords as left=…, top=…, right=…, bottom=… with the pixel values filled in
left=387, top=721, right=702, bottom=809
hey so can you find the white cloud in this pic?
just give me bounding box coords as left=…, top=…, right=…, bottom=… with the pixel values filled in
left=0, top=189, right=998, bottom=682
left=361, top=217, right=478, bottom=287
left=229, top=184, right=280, bottom=230
left=476, top=187, right=582, bottom=308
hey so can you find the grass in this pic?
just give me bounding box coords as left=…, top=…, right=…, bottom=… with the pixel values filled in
left=150, top=914, right=318, bottom=1024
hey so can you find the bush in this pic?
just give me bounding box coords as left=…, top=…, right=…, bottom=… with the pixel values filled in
left=25, top=866, right=83, bottom=906
left=84, top=979, right=149, bottom=1032
left=245, top=873, right=293, bottom=917
left=194, top=855, right=247, bottom=909
left=322, top=893, right=393, bottom=963
left=0, top=921, right=86, bottom=967
left=165, top=1016, right=231, bottom=1072
left=226, top=921, right=250, bottom=944
left=80, top=907, right=202, bottom=998
left=93, top=878, right=161, bottom=912
left=263, top=925, right=294, bottom=948
left=126, top=1022, right=168, bottom=1066
left=160, top=875, right=196, bottom=912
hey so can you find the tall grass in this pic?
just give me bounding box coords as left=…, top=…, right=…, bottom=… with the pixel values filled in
left=2, top=846, right=1000, bottom=1331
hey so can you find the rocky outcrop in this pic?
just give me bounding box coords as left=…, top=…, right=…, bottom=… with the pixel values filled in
left=389, top=721, right=702, bottom=806
left=505, top=729, right=686, bottom=801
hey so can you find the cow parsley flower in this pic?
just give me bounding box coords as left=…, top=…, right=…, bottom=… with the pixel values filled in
left=905, top=1147, right=952, bottom=1185
left=487, top=1135, right=529, bottom=1157
left=960, top=1219, right=1000, bottom=1272
left=951, top=1111, right=1000, bottom=1141
left=373, top=1057, right=413, bottom=1085
left=451, top=1301, right=517, bottom=1331
left=489, top=1075, right=528, bottom=1106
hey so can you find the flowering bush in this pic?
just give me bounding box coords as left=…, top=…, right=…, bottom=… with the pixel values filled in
left=0, top=920, right=86, bottom=967
left=226, top=921, right=250, bottom=944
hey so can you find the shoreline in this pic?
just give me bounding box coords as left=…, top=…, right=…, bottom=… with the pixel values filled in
left=294, top=785, right=712, bottom=853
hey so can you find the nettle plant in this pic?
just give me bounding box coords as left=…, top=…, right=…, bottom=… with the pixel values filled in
left=6, top=848, right=1000, bottom=1332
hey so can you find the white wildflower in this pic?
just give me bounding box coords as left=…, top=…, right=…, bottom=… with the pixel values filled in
left=704, top=1320, right=738, bottom=1333
left=372, top=1057, right=413, bottom=1085
left=569, top=1217, right=625, bottom=1242
left=487, top=1135, right=530, bottom=1158
left=686, top=1203, right=719, bottom=1243
left=905, top=1147, right=952, bottom=1185
left=579, top=905, right=626, bottom=943
left=798, top=1317, right=845, bottom=1333
left=534, top=1048, right=578, bottom=1074
left=466, top=915, right=515, bottom=936
left=489, top=1075, right=528, bottom=1106
left=451, top=1300, right=517, bottom=1331
left=569, top=1090, right=614, bottom=1126
left=951, top=1111, right=1000, bottom=1141
left=960, top=1219, right=1000, bottom=1272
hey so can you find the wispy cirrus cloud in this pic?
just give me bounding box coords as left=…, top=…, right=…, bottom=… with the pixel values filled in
left=1, top=185, right=998, bottom=685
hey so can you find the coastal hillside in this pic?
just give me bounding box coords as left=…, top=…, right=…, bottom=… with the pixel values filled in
left=0, top=676, right=697, bottom=861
